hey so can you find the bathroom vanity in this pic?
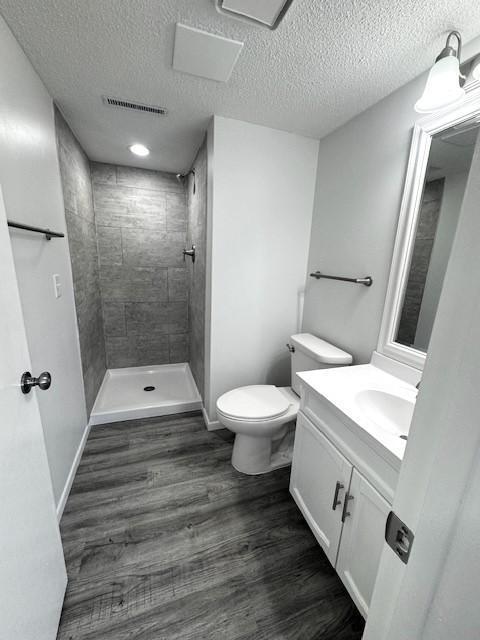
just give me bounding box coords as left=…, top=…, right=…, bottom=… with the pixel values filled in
left=290, top=353, right=418, bottom=618
left=291, top=98, right=480, bottom=620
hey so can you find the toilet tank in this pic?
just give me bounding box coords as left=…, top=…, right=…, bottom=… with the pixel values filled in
left=289, top=333, right=352, bottom=396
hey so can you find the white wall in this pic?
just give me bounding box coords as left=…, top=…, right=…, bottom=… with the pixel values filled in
left=414, top=170, right=467, bottom=350
left=302, top=74, right=427, bottom=363
left=0, top=16, right=87, bottom=510
left=205, top=116, right=319, bottom=421
left=302, top=35, right=480, bottom=366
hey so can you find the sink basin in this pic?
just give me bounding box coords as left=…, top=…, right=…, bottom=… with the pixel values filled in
left=355, top=389, right=415, bottom=437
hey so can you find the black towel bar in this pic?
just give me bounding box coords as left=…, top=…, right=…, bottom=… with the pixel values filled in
left=309, top=271, right=373, bottom=287
left=7, top=220, right=65, bottom=240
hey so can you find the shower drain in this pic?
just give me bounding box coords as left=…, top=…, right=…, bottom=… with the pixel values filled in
left=144, top=386, right=155, bottom=392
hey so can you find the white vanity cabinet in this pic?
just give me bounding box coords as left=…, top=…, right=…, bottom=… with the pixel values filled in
left=290, top=413, right=353, bottom=565
left=290, top=410, right=392, bottom=618
left=336, top=468, right=390, bottom=618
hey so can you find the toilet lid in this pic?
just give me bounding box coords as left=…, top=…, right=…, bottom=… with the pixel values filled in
left=216, top=385, right=290, bottom=421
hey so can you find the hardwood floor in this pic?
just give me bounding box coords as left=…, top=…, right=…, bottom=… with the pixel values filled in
left=57, top=412, right=365, bottom=640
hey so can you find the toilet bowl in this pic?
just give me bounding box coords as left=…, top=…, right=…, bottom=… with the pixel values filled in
left=217, top=385, right=299, bottom=475
left=216, top=334, right=353, bottom=475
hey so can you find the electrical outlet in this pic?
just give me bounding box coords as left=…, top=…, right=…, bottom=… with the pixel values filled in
left=52, top=274, right=62, bottom=298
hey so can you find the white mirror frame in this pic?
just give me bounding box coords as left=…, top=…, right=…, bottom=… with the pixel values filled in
left=378, top=83, right=480, bottom=370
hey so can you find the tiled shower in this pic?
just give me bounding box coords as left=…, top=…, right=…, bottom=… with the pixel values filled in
left=55, top=107, right=206, bottom=422
left=91, top=162, right=189, bottom=369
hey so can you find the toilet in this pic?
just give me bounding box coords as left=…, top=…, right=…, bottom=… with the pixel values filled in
left=216, top=333, right=352, bottom=474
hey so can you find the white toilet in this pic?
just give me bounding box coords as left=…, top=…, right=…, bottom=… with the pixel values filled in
left=216, top=333, right=352, bottom=474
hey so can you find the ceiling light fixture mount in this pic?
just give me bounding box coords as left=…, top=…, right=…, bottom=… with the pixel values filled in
left=415, top=31, right=465, bottom=114
left=129, top=143, right=150, bottom=157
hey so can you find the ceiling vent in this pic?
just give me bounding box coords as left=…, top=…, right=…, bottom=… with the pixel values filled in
left=215, top=0, right=294, bottom=29
left=102, top=96, right=168, bottom=116
left=172, top=24, right=243, bottom=82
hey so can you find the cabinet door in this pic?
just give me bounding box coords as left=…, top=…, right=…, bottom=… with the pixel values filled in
left=290, top=413, right=353, bottom=566
left=336, top=468, right=391, bottom=618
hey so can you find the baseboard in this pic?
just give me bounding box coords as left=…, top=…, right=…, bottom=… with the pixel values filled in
left=56, top=421, right=91, bottom=521
left=202, top=406, right=224, bottom=431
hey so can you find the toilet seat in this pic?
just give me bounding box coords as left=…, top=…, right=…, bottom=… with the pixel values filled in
left=216, top=385, right=290, bottom=421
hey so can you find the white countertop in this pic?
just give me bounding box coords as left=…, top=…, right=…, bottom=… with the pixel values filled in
left=298, top=363, right=418, bottom=465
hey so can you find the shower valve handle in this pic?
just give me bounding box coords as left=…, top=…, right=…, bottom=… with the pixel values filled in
left=183, top=244, right=196, bottom=263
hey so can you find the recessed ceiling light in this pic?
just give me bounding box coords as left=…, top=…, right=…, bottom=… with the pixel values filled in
left=129, top=143, right=150, bottom=157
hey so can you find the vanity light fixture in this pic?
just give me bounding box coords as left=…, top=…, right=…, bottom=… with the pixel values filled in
left=129, top=143, right=150, bottom=157
left=415, top=31, right=465, bottom=114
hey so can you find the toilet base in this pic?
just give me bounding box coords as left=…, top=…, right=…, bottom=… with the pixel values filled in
left=231, top=423, right=295, bottom=475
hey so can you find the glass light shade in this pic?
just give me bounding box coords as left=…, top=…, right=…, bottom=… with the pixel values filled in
left=415, top=56, right=465, bottom=113
left=472, top=56, right=480, bottom=81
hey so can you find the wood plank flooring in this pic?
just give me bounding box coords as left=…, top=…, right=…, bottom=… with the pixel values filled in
left=57, top=412, right=365, bottom=640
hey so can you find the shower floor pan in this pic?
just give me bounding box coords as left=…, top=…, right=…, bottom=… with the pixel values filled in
left=90, top=363, right=202, bottom=425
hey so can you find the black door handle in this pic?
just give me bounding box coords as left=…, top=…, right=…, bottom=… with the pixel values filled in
left=341, top=493, right=354, bottom=522
left=332, top=481, right=344, bottom=511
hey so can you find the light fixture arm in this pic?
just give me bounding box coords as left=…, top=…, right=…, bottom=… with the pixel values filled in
left=436, top=30, right=462, bottom=63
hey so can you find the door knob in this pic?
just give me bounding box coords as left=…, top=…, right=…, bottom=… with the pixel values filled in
left=21, top=371, right=52, bottom=394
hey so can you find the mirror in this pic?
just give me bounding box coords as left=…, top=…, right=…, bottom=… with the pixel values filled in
left=396, top=123, right=478, bottom=352
left=378, top=91, right=480, bottom=370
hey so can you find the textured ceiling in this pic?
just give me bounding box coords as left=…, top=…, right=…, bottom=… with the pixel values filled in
left=1, top=0, right=480, bottom=172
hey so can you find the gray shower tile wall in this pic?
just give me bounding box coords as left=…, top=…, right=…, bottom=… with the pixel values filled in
left=121, top=228, right=185, bottom=266
left=54, top=108, right=106, bottom=415
left=397, top=178, right=444, bottom=346
left=186, top=138, right=207, bottom=399
left=91, top=162, right=189, bottom=368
